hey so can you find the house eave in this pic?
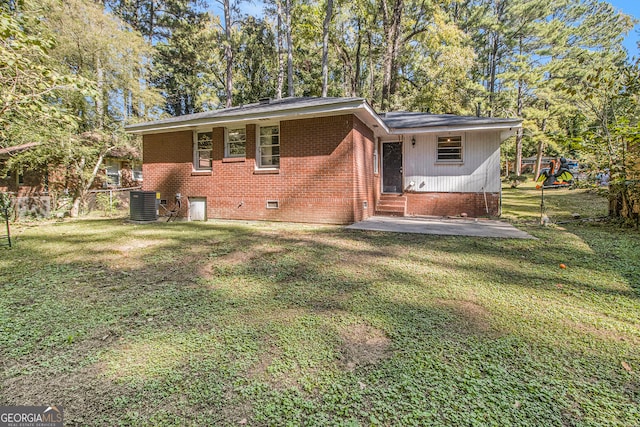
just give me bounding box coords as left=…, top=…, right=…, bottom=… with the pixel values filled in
left=387, top=122, right=522, bottom=135
left=125, top=99, right=378, bottom=135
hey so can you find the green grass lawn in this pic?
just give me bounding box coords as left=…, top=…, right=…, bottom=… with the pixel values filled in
left=1, top=186, right=639, bottom=426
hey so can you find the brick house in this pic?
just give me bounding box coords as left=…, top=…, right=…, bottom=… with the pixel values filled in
left=1, top=142, right=142, bottom=217
left=0, top=143, right=142, bottom=196
left=126, top=97, right=521, bottom=224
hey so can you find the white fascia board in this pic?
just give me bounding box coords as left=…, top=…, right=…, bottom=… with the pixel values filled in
left=358, top=102, right=391, bottom=135
left=500, top=128, right=519, bottom=140
left=126, top=99, right=372, bottom=135
left=387, top=122, right=521, bottom=135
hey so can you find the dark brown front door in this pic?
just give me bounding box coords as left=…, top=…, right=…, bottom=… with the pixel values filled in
left=382, top=142, right=403, bottom=193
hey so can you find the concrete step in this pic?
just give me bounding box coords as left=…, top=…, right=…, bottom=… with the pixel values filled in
left=376, top=200, right=407, bottom=209
left=376, top=195, right=406, bottom=216
left=375, top=209, right=405, bottom=217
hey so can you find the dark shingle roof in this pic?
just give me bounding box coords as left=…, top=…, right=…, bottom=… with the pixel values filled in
left=126, top=97, right=365, bottom=130
left=0, top=142, right=39, bottom=157
left=125, top=97, right=522, bottom=134
left=380, top=112, right=521, bottom=129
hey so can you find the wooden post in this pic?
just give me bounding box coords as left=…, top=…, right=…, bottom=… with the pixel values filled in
left=2, top=205, right=10, bottom=248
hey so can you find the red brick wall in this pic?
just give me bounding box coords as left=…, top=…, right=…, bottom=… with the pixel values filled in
left=0, top=167, right=48, bottom=196
left=142, top=114, right=376, bottom=224
left=142, top=130, right=194, bottom=204
left=405, top=192, right=500, bottom=217
left=352, top=116, right=376, bottom=222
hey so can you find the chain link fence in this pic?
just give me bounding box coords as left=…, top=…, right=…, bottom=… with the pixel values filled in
left=85, top=186, right=142, bottom=217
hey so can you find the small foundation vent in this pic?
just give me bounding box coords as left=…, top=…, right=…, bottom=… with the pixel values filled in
left=266, top=200, right=279, bottom=209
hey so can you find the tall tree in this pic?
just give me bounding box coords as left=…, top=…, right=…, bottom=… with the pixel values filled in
left=0, top=5, right=87, bottom=149
left=4, top=0, right=162, bottom=216
left=234, top=16, right=278, bottom=104
left=379, top=0, right=403, bottom=110
left=321, top=0, right=333, bottom=97
left=284, top=0, right=294, bottom=96
left=266, top=0, right=295, bottom=98
left=213, top=0, right=238, bottom=107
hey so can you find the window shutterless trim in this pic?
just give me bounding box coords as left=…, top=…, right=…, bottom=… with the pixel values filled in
left=436, top=135, right=463, bottom=163
left=224, top=126, right=247, bottom=159
left=256, top=124, right=280, bottom=169
left=193, top=130, right=213, bottom=171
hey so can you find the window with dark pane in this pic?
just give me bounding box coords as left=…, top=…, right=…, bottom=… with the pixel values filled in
left=258, top=125, right=280, bottom=168
left=437, top=136, right=462, bottom=162
left=226, top=127, right=246, bottom=158
left=196, top=131, right=213, bottom=169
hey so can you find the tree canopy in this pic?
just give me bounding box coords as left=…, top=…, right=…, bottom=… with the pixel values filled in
left=1, top=0, right=638, bottom=218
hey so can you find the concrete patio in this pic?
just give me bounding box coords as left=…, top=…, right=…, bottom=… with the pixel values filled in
left=346, top=216, right=534, bottom=239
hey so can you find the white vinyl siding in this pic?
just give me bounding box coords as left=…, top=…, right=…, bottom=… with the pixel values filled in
left=257, top=125, right=280, bottom=168
left=405, top=131, right=501, bottom=193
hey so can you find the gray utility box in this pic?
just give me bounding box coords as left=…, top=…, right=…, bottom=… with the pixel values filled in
left=130, top=191, right=158, bottom=221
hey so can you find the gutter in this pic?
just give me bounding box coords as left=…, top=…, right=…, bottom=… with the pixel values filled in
left=386, top=122, right=522, bottom=135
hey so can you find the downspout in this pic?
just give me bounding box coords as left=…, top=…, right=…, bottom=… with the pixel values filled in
left=483, top=167, right=490, bottom=216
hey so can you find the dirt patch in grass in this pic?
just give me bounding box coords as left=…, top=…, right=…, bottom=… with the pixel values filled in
left=118, top=239, right=162, bottom=253
left=339, top=323, right=391, bottom=371
left=2, top=360, right=132, bottom=425
left=438, top=298, right=493, bottom=334
left=564, top=319, right=640, bottom=346
left=200, top=243, right=287, bottom=278
left=246, top=343, right=296, bottom=390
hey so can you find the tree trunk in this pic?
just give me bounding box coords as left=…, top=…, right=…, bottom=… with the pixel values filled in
left=148, top=0, right=155, bottom=42
left=534, top=101, right=549, bottom=181
left=380, top=0, right=403, bottom=110
left=96, top=55, right=104, bottom=129
left=514, top=37, right=524, bottom=176
left=487, top=34, right=499, bottom=118
left=368, top=31, right=375, bottom=106
left=276, top=0, right=284, bottom=99
left=335, top=43, right=353, bottom=96
left=285, top=0, right=294, bottom=97
left=70, top=196, right=83, bottom=218
left=69, top=156, right=86, bottom=218
left=321, top=0, right=333, bottom=97
left=486, top=1, right=505, bottom=118
left=224, top=0, right=233, bottom=107
left=353, top=18, right=362, bottom=97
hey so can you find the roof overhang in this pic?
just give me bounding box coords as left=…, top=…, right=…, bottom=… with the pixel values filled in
left=387, top=122, right=521, bottom=135
left=0, top=142, right=40, bottom=158
left=125, top=98, right=520, bottom=139
left=126, top=98, right=391, bottom=136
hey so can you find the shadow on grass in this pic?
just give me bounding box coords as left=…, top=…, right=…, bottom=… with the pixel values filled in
left=1, top=218, right=639, bottom=425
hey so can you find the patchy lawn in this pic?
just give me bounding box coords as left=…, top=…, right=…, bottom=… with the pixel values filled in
left=1, top=187, right=639, bottom=426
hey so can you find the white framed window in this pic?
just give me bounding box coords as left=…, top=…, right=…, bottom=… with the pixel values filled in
left=225, top=127, right=246, bottom=158
left=105, top=160, right=120, bottom=186
left=194, top=131, right=213, bottom=170
left=132, top=162, right=143, bottom=181
left=257, top=125, right=280, bottom=168
left=373, top=145, right=379, bottom=174
left=437, top=135, right=463, bottom=162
